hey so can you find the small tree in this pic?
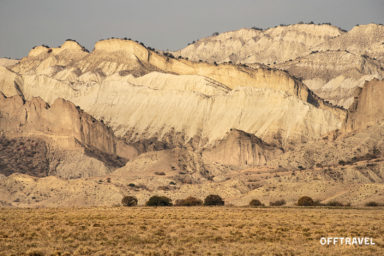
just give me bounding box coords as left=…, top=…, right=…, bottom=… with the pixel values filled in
left=121, top=196, right=138, bottom=207
left=298, top=196, right=314, bottom=206
left=146, top=195, right=172, bottom=206
left=175, top=196, right=203, bottom=206
left=249, top=199, right=264, bottom=207
left=204, top=195, right=224, bottom=206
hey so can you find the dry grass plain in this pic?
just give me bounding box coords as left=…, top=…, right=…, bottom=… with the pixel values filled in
left=0, top=207, right=383, bottom=256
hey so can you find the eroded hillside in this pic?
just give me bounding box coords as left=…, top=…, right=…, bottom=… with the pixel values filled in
left=0, top=24, right=383, bottom=207
left=0, top=38, right=345, bottom=148
left=175, top=24, right=384, bottom=108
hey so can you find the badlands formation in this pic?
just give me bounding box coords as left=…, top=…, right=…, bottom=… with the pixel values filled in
left=0, top=24, right=384, bottom=207
left=174, top=24, right=384, bottom=108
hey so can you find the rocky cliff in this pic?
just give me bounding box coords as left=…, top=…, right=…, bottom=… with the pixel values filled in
left=346, top=79, right=384, bottom=130
left=0, top=25, right=383, bottom=207
left=202, top=129, right=283, bottom=168
left=313, top=24, right=384, bottom=62
left=175, top=24, right=384, bottom=109
left=274, top=50, right=384, bottom=108
left=0, top=39, right=345, bottom=148
left=0, top=93, right=135, bottom=178
left=173, top=24, right=343, bottom=65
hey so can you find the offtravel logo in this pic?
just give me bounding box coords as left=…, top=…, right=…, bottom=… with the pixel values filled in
left=320, top=237, right=375, bottom=246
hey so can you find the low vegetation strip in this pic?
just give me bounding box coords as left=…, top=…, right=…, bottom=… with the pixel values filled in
left=0, top=207, right=383, bottom=255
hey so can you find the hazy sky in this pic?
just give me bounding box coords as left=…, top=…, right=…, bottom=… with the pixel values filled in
left=1, top=0, right=383, bottom=59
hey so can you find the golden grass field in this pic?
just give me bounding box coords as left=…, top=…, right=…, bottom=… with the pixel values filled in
left=0, top=207, right=383, bottom=256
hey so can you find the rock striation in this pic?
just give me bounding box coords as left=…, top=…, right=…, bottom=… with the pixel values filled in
left=274, top=50, right=384, bottom=108
left=0, top=38, right=345, bottom=149
left=175, top=24, right=384, bottom=108
left=0, top=25, right=383, bottom=207
left=173, top=24, right=343, bottom=65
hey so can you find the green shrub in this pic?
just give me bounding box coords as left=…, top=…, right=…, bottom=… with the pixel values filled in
left=204, top=195, right=224, bottom=206
left=365, top=201, right=379, bottom=207
left=175, top=196, right=203, bottom=206
left=270, top=199, right=286, bottom=206
left=297, top=196, right=314, bottom=206
left=249, top=199, right=264, bottom=207
left=121, top=196, right=138, bottom=207
left=146, top=196, right=172, bottom=206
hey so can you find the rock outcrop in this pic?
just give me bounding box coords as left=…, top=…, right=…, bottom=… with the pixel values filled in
left=0, top=93, right=136, bottom=178
left=313, top=24, right=384, bottom=62
left=173, top=24, right=343, bottom=65
left=203, top=129, right=283, bottom=168
left=0, top=58, right=18, bottom=68
left=0, top=39, right=345, bottom=149
left=346, top=79, right=384, bottom=130
left=274, top=50, right=384, bottom=108
left=0, top=93, right=114, bottom=153
left=175, top=24, right=384, bottom=108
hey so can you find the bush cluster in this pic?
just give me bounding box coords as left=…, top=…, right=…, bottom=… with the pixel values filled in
left=297, top=197, right=353, bottom=207
left=204, top=195, right=225, bottom=206
left=365, top=201, right=379, bottom=207
left=122, top=195, right=380, bottom=208
left=175, top=196, right=203, bottom=206
left=146, top=196, right=173, bottom=206
left=121, top=196, right=138, bottom=207
left=121, top=195, right=227, bottom=207
left=270, top=199, right=286, bottom=206
left=297, top=196, right=314, bottom=206
left=249, top=199, right=264, bottom=207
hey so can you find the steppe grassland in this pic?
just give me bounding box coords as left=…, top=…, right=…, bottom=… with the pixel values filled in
left=0, top=207, right=383, bottom=255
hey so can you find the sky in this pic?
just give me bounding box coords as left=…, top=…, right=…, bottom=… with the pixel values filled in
left=1, top=0, right=383, bottom=59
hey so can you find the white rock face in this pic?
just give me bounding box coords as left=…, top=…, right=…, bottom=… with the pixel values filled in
left=0, top=66, right=21, bottom=97
left=4, top=71, right=342, bottom=146
left=313, top=24, right=384, bottom=62
left=0, top=39, right=344, bottom=147
left=173, top=24, right=343, bottom=65
left=0, top=33, right=384, bottom=207
left=175, top=24, right=384, bottom=109
left=0, top=58, right=19, bottom=67
left=274, top=50, right=384, bottom=108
